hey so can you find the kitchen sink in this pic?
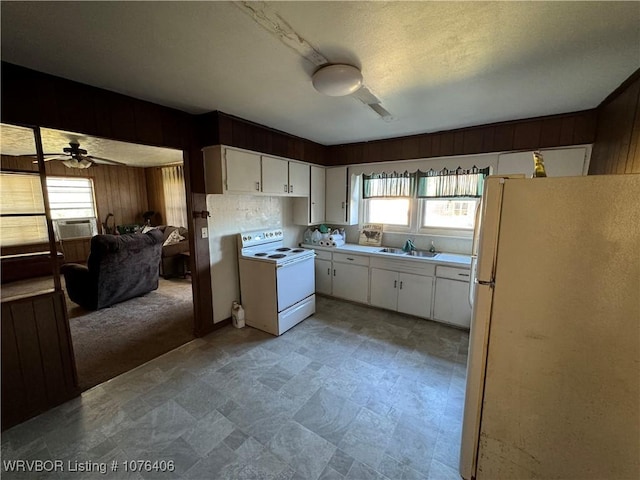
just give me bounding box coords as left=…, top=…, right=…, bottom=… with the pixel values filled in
left=407, top=250, right=439, bottom=258
left=379, top=247, right=406, bottom=254
left=379, top=247, right=439, bottom=258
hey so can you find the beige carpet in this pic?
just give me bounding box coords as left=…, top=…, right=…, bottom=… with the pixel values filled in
left=2, top=275, right=195, bottom=391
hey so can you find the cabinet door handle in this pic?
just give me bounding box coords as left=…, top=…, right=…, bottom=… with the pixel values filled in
left=284, top=184, right=288, bottom=193
left=394, top=280, right=397, bottom=288
left=346, top=257, right=354, bottom=261
left=458, top=273, right=470, bottom=277
left=399, top=281, right=403, bottom=289
left=333, top=269, right=336, bottom=276
left=255, top=182, right=260, bottom=191
left=290, top=184, right=293, bottom=193
left=341, top=201, right=345, bottom=209
left=327, top=268, right=330, bottom=275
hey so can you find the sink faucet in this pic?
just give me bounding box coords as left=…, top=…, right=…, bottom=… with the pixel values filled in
left=403, top=239, right=416, bottom=252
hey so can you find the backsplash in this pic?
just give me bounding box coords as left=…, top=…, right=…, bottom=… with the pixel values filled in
left=205, top=194, right=305, bottom=322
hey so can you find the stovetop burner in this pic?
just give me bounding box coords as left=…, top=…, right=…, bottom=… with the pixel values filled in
left=292, top=249, right=305, bottom=253
left=276, top=247, right=291, bottom=252
left=268, top=254, right=287, bottom=259
left=255, top=253, right=268, bottom=257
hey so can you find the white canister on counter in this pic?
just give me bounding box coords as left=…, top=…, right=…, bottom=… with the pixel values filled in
left=231, top=301, right=245, bottom=328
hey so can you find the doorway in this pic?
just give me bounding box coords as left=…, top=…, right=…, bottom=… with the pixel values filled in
left=0, top=124, right=197, bottom=391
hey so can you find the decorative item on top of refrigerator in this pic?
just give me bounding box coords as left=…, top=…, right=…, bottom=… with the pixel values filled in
left=532, top=150, right=547, bottom=178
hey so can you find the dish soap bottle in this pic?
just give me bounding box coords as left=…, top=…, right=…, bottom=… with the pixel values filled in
left=429, top=241, right=437, bottom=253
left=532, top=151, right=547, bottom=178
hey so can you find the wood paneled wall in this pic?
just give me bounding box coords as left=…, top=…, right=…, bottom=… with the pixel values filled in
left=589, top=69, right=640, bottom=174
left=198, top=112, right=327, bottom=165
left=2, top=291, right=79, bottom=430
left=1, top=155, right=149, bottom=227
left=325, top=110, right=597, bottom=166
left=1, top=63, right=193, bottom=151
left=198, top=110, right=596, bottom=168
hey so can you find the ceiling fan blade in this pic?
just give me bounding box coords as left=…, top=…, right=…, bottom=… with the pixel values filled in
left=350, top=85, right=396, bottom=122
left=88, top=155, right=128, bottom=167
left=368, top=103, right=395, bottom=123
left=351, top=85, right=381, bottom=105
left=31, top=154, right=67, bottom=164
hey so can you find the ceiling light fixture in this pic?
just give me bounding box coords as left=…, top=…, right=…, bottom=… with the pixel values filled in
left=312, top=64, right=363, bottom=97
left=62, top=156, right=92, bottom=169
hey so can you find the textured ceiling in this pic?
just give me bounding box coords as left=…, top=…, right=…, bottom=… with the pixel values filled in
left=1, top=1, right=639, bottom=147
left=1, top=124, right=183, bottom=168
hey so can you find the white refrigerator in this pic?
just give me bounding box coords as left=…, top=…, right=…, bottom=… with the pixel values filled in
left=460, top=174, right=640, bottom=479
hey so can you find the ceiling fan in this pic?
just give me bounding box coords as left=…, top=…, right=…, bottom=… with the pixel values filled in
left=32, top=142, right=127, bottom=169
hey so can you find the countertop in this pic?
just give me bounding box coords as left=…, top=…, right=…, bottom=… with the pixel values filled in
left=301, top=243, right=472, bottom=268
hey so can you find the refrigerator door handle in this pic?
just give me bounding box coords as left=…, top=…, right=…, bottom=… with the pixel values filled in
left=469, top=255, right=477, bottom=307
left=476, top=279, right=495, bottom=287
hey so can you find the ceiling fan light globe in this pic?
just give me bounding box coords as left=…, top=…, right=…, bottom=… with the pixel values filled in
left=312, top=64, right=363, bottom=97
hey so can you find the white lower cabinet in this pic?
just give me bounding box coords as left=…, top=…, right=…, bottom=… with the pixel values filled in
left=397, top=272, right=434, bottom=318
left=332, top=259, right=369, bottom=304
left=369, top=257, right=436, bottom=319
left=312, top=249, right=470, bottom=327
left=314, top=252, right=332, bottom=296
left=370, top=268, right=399, bottom=311
left=433, top=266, right=472, bottom=328
left=314, top=250, right=369, bottom=303
left=370, top=268, right=434, bottom=318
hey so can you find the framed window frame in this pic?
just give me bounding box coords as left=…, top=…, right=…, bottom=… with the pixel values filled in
left=360, top=197, right=415, bottom=234
left=416, top=197, right=479, bottom=238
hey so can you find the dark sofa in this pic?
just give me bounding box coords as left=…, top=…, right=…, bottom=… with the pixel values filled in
left=156, top=225, right=189, bottom=278
left=61, top=230, right=163, bottom=310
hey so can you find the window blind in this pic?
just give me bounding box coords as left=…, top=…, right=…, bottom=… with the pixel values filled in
left=46, top=177, right=96, bottom=219
left=0, top=172, right=48, bottom=246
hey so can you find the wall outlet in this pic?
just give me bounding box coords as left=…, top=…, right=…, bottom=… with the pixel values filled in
left=201, top=227, right=208, bottom=239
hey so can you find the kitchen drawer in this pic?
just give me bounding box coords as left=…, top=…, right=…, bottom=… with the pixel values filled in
left=333, top=252, right=369, bottom=266
left=436, top=265, right=471, bottom=281
left=371, top=256, right=435, bottom=276
left=315, top=250, right=332, bottom=261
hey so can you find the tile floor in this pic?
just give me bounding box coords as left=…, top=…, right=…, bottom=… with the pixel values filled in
left=1, top=296, right=469, bottom=480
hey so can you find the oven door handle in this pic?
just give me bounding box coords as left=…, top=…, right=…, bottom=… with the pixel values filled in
left=276, top=255, right=314, bottom=268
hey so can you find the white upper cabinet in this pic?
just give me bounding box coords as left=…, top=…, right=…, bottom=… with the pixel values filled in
left=496, top=147, right=589, bottom=177
left=261, top=155, right=310, bottom=196
left=293, top=165, right=325, bottom=226
left=203, top=145, right=261, bottom=194
left=261, top=155, right=290, bottom=195
left=310, top=165, right=325, bottom=223
left=325, top=166, right=359, bottom=225
left=203, top=145, right=311, bottom=196
left=288, top=161, right=310, bottom=196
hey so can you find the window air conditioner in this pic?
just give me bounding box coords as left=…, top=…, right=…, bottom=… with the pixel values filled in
left=54, top=218, right=98, bottom=240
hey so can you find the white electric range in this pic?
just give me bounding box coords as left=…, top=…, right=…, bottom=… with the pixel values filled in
left=237, top=229, right=315, bottom=335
